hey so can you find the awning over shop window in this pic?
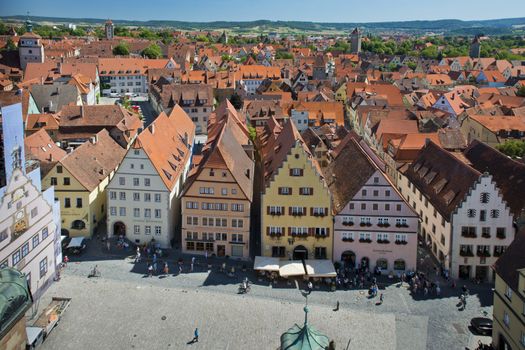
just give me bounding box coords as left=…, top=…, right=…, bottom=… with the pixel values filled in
left=253, top=256, right=280, bottom=272
left=304, top=260, right=337, bottom=278
left=279, top=260, right=306, bottom=277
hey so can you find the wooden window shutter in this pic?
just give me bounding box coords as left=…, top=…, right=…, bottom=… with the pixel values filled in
left=266, top=226, right=270, bottom=235
left=288, top=207, right=292, bottom=215
left=289, top=169, right=293, bottom=176
left=326, top=228, right=330, bottom=236
left=267, top=206, right=270, bottom=214
left=303, top=207, right=306, bottom=215
left=310, top=207, right=313, bottom=216
left=288, top=187, right=292, bottom=195
left=300, top=169, right=304, bottom=176
left=281, top=206, right=285, bottom=213
left=282, top=227, right=285, bottom=234
left=310, top=187, right=314, bottom=195
left=288, top=227, right=291, bottom=235
left=308, top=227, right=314, bottom=236
left=324, top=207, right=328, bottom=215
left=278, top=187, right=282, bottom=195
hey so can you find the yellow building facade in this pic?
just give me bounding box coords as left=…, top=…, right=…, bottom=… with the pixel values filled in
left=261, top=132, right=332, bottom=261
left=492, top=233, right=525, bottom=350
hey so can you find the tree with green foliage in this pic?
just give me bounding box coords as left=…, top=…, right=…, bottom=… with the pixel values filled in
left=229, top=93, right=243, bottom=110
left=2, top=38, right=17, bottom=51
left=141, top=43, right=162, bottom=59
left=275, top=51, right=293, bottom=59
left=138, top=28, right=157, bottom=40
left=113, top=42, right=130, bottom=56
left=114, top=26, right=133, bottom=37
left=195, top=35, right=210, bottom=43
left=496, top=140, right=525, bottom=158
left=517, top=85, right=525, bottom=98
left=248, top=125, right=257, bottom=142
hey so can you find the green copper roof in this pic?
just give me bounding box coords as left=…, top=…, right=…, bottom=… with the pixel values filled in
left=0, top=268, right=33, bottom=338
left=280, top=306, right=330, bottom=350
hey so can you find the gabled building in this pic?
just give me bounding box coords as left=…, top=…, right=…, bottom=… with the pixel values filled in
left=460, top=114, right=525, bottom=146
left=43, top=129, right=126, bottom=237
left=149, top=83, right=214, bottom=135
left=259, top=118, right=332, bottom=260
left=181, top=101, right=254, bottom=258
left=400, top=141, right=515, bottom=281
left=106, top=105, right=195, bottom=248
left=325, top=133, right=418, bottom=272
left=0, top=101, right=61, bottom=299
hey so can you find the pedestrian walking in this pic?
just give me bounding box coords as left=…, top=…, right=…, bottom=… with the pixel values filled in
left=178, top=262, right=183, bottom=274
left=163, top=262, right=169, bottom=275
left=135, top=251, right=141, bottom=263
left=205, top=250, right=208, bottom=261
left=193, top=328, right=199, bottom=343
left=106, top=240, right=110, bottom=252
left=307, top=281, right=313, bottom=292
left=191, top=256, right=195, bottom=272
left=63, top=255, right=69, bottom=267
left=379, top=293, right=384, bottom=305
left=153, top=261, right=157, bottom=274
left=148, top=264, right=153, bottom=277
left=436, top=285, right=441, bottom=296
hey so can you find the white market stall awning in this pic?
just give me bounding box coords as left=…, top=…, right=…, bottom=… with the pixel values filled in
left=279, top=260, right=306, bottom=278
left=304, top=260, right=337, bottom=278
left=253, top=256, right=280, bottom=272
left=67, top=237, right=85, bottom=249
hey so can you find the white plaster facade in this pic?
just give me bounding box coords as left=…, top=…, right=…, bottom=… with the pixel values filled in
left=106, top=146, right=192, bottom=248
left=450, top=174, right=514, bottom=282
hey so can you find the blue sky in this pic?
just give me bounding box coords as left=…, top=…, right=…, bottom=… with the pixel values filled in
left=3, top=0, right=525, bottom=22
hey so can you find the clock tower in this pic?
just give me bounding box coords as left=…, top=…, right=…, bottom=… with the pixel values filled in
left=18, top=19, right=44, bottom=70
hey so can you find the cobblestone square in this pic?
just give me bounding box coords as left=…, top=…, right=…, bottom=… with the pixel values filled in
left=32, top=241, right=493, bottom=350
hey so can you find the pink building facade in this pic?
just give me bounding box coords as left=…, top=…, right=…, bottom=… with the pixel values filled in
left=326, top=135, right=419, bottom=274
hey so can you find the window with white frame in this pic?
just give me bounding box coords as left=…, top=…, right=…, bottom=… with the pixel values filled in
left=42, top=227, right=48, bottom=240
left=39, top=257, right=48, bottom=278
left=32, top=234, right=40, bottom=248
left=503, top=311, right=510, bottom=328
left=291, top=206, right=304, bottom=215
left=231, top=204, right=244, bottom=212
left=155, top=226, right=161, bottom=235
left=133, top=192, right=140, bottom=201
left=359, top=232, right=372, bottom=240
left=133, top=178, right=139, bottom=186
left=360, top=217, right=371, bottom=224
left=155, top=209, right=161, bottom=218
left=505, top=285, right=512, bottom=299
left=377, top=233, right=389, bottom=241
left=199, top=187, right=214, bottom=194
left=110, top=191, right=116, bottom=200
left=312, top=207, right=326, bottom=215
left=119, top=177, right=125, bottom=185
left=269, top=227, right=283, bottom=234
left=395, top=218, right=407, bottom=226
left=342, top=216, right=354, bottom=224
left=144, top=209, right=151, bottom=218
left=291, top=227, right=308, bottom=235
left=144, top=193, right=151, bottom=202
left=395, top=234, right=408, bottom=242
left=342, top=232, right=354, bottom=240
left=134, top=208, right=140, bottom=217
left=315, top=227, right=327, bottom=236
left=145, top=226, right=151, bottom=235
left=134, top=225, right=140, bottom=234
left=154, top=194, right=161, bottom=202
left=144, top=178, right=151, bottom=187
left=110, top=207, right=117, bottom=216
left=377, top=218, right=389, bottom=225
left=119, top=192, right=126, bottom=200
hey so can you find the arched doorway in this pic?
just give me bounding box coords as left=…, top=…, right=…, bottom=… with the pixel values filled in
left=341, top=251, right=356, bottom=267
left=360, top=257, right=370, bottom=269
left=293, top=245, right=308, bottom=260
left=394, top=259, right=406, bottom=271
left=114, top=222, right=126, bottom=236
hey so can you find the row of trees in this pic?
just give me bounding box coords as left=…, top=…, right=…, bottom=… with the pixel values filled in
left=112, top=42, right=162, bottom=58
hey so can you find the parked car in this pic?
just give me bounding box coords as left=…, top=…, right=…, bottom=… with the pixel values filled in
left=65, top=237, right=87, bottom=255
left=109, top=92, right=119, bottom=98
left=470, top=317, right=493, bottom=335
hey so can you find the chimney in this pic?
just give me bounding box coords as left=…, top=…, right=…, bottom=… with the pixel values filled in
left=91, top=134, right=97, bottom=144
left=80, top=105, right=85, bottom=118
left=59, top=62, right=62, bottom=74
left=148, top=123, right=155, bottom=134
